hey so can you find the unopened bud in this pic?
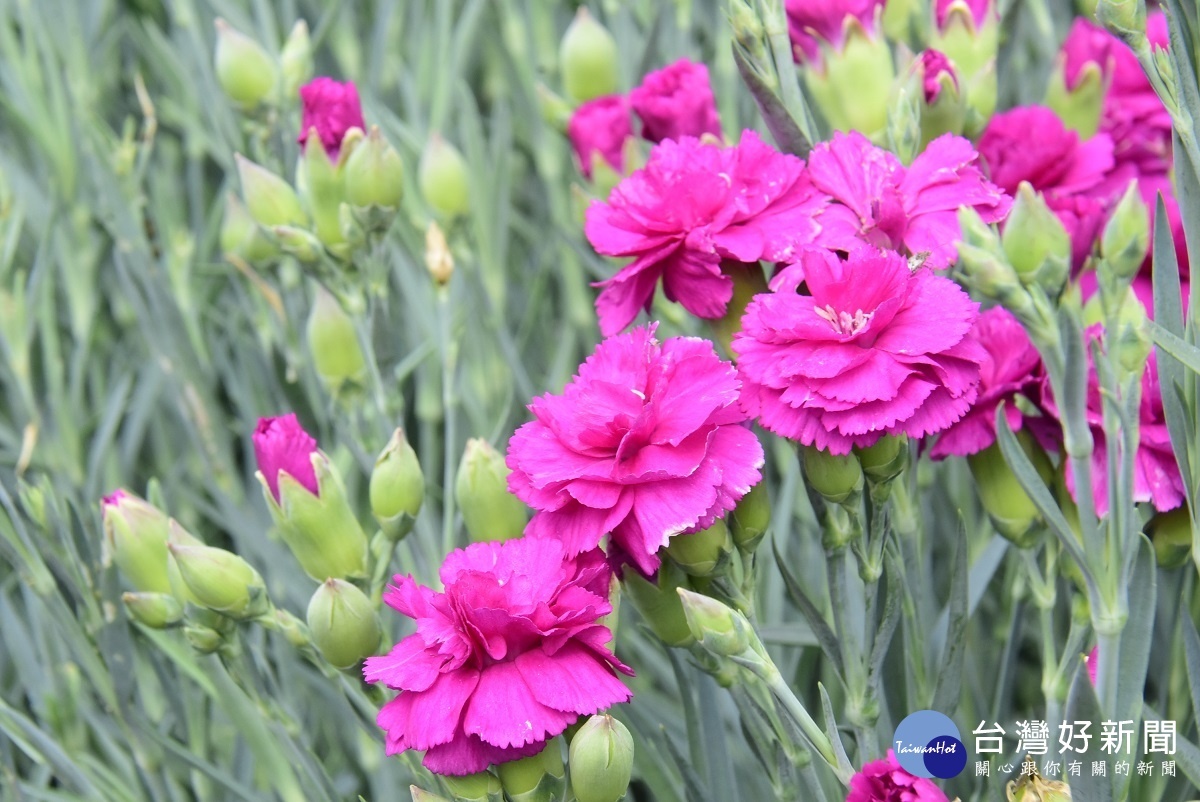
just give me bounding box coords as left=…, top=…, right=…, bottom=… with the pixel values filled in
left=169, top=543, right=268, bottom=620
left=214, top=19, right=277, bottom=108
left=1002, top=183, right=1070, bottom=293
left=101, top=490, right=171, bottom=594
left=307, top=578, right=382, bottom=669
left=279, top=20, right=313, bottom=100
left=729, top=481, right=770, bottom=553
left=931, top=0, right=999, bottom=86
left=499, top=738, right=566, bottom=802
left=370, top=428, right=425, bottom=540
left=665, top=519, right=732, bottom=577
left=568, top=715, right=634, bottom=802
left=273, top=225, right=323, bottom=262
left=345, top=125, right=405, bottom=209
left=307, top=284, right=366, bottom=390
left=410, top=787, right=451, bottom=802
left=122, top=591, right=184, bottom=629
left=805, top=18, right=894, bottom=135
left=440, top=771, right=503, bottom=802
left=801, top=445, right=863, bottom=506
left=883, top=0, right=922, bottom=40
left=677, top=588, right=752, bottom=658
left=271, top=608, right=311, bottom=648
left=184, top=623, right=226, bottom=654
left=425, top=220, right=454, bottom=287
left=1100, top=181, right=1150, bottom=284
left=1097, top=0, right=1147, bottom=40
left=418, top=134, right=470, bottom=218
left=559, top=8, right=620, bottom=103
left=299, top=128, right=348, bottom=251
left=165, top=519, right=204, bottom=604
left=621, top=562, right=694, bottom=647
left=456, top=438, right=527, bottom=542
left=1007, top=769, right=1073, bottom=801
left=1045, top=50, right=1105, bottom=139
left=968, top=439, right=1046, bottom=548
left=220, top=193, right=278, bottom=263
left=1111, top=290, right=1152, bottom=383
left=857, top=434, right=908, bottom=484
left=916, top=50, right=966, bottom=147
left=1147, top=505, right=1192, bottom=569
left=236, top=154, right=306, bottom=229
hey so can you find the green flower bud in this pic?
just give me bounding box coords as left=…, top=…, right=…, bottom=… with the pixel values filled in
left=122, top=591, right=184, bottom=629
left=1077, top=0, right=1099, bottom=14
left=220, top=193, right=277, bottom=263
left=370, top=428, right=425, bottom=541
left=805, top=18, right=894, bottom=136
left=441, top=771, right=503, bottom=802
left=1007, top=770, right=1073, bottom=801
left=165, top=519, right=204, bottom=604
left=621, top=562, right=695, bottom=647
left=801, top=445, right=863, bottom=506
left=307, top=284, right=366, bottom=390
left=1097, top=0, right=1147, bottom=40
left=729, top=481, right=770, bottom=553
left=168, top=543, right=268, bottom=620
left=271, top=608, right=311, bottom=649
left=257, top=452, right=370, bottom=581
left=1111, top=290, right=1152, bottom=384
left=102, top=490, right=171, bottom=594
left=559, top=8, right=619, bottom=102
left=499, top=738, right=566, bottom=802
left=425, top=220, right=454, bottom=287
left=1147, top=505, right=1192, bottom=569
left=344, top=125, right=405, bottom=209
left=1099, top=181, right=1150, bottom=285
left=306, top=578, right=382, bottom=669
left=214, top=19, right=277, bottom=108
left=1002, top=183, right=1071, bottom=292
left=456, top=438, right=528, bottom=543
left=883, top=0, right=923, bottom=41
left=236, top=154, right=306, bottom=229
left=410, top=787, right=451, bottom=802
left=299, top=128, right=349, bottom=251
left=665, top=519, right=732, bottom=577
left=676, top=589, right=751, bottom=658
left=569, top=715, right=633, bottom=802
left=279, top=20, right=313, bottom=101
left=930, top=1, right=999, bottom=88
left=968, top=438, right=1047, bottom=548
left=272, top=225, right=323, bottom=262
left=857, top=434, right=908, bottom=484
left=418, top=134, right=471, bottom=218
left=183, top=623, right=226, bottom=654
left=918, top=59, right=967, bottom=149
left=1045, top=59, right=1105, bottom=139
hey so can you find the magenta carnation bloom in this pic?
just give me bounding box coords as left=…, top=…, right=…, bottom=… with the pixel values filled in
left=298, top=77, right=365, bottom=158
left=930, top=307, right=1042, bottom=458
left=735, top=247, right=984, bottom=455
left=568, top=95, right=633, bottom=180
left=847, top=751, right=950, bottom=802
left=630, top=58, right=722, bottom=144
left=935, top=0, right=992, bottom=30
left=585, top=130, right=828, bottom=335
left=786, top=0, right=884, bottom=64
left=918, top=50, right=957, bottom=104
left=978, top=105, right=1126, bottom=267
left=506, top=326, right=764, bottom=575
left=807, top=131, right=1011, bottom=270
left=364, top=539, right=632, bottom=775
left=253, top=414, right=319, bottom=501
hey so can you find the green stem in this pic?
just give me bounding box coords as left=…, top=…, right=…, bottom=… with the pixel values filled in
left=762, top=667, right=852, bottom=786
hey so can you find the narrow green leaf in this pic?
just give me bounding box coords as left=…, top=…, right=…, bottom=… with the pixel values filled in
left=731, top=44, right=811, bottom=157
left=1064, top=661, right=1114, bottom=802
left=931, top=528, right=967, bottom=714
left=773, top=536, right=846, bottom=680
left=1113, top=537, right=1157, bottom=801
left=817, top=683, right=854, bottom=781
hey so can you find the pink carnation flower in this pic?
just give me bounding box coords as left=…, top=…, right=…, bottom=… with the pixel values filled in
left=629, top=58, right=722, bottom=144
left=918, top=50, right=958, bottom=104
left=785, top=0, right=884, bottom=64
left=807, top=131, right=1011, bottom=270
left=585, top=130, right=828, bottom=335
left=847, top=750, right=950, bottom=802
left=506, top=325, right=764, bottom=576
left=568, top=95, right=633, bottom=180
left=734, top=247, right=984, bottom=455
left=364, top=539, right=632, bottom=775
left=978, top=105, right=1127, bottom=268
left=935, top=0, right=993, bottom=30
left=298, top=77, right=366, bottom=158
left=253, top=414, right=319, bottom=501
left=930, top=307, right=1042, bottom=458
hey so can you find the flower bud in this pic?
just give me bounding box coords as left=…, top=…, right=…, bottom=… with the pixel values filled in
left=968, top=438, right=1046, bottom=548
left=729, top=481, right=770, bottom=553
left=665, top=519, right=732, bottom=577
left=220, top=193, right=278, bottom=263
left=1097, top=0, right=1147, bottom=41
left=499, top=738, right=566, bottom=802
left=271, top=608, right=312, bottom=649
left=916, top=50, right=966, bottom=147
left=273, top=226, right=321, bottom=262
left=236, top=154, right=306, bottom=229
left=805, top=17, right=895, bottom=135
left=856, top=435, right=908, bottom=484
left=279, top=20, right=313, bottom=101
left=1099, top=181, right=1150, bottom=285
left=101, top=490, right=171, bottom=594
left=344, top=125, right=405, bottom=209
left=307, top=285, right=366, bottom=390
left=425, top=220, right=454, bottom=287
left=931, top=1, right=998, bottom=122
left=1007, top=771, right=1073, bottom=801
left=621, top=562, right=695, bottom=647
left=1046, top=21, right=1107, bottom=139
left=418, top=134, right=470, bottom=218
left=677, top=588, right=751, bottom=658
left=410, top=787, right=451, bottom=802
left=801, top=445, right=863, bottom=506
left=559, top=8, right=620, bottom=103
left=370, top=428, right=425, bottom=540
left=1002, top=183, right=1071, bottom=294
left=299, top=128, right=348, bottom=251
left=568, top=715, right=634, bottom=802
left=306, top=578, right=382, bottom=669
left=440, top=771, right=503, bottom=802
left=168, top=543, right=269, bottom=620
left=1147, top=505, right=1192, bottom=569
left=214, top=19, right=276, bottom=108
left=165, top=519, right=204, bottom=604
left=536, top=82, right=574, bottom=130
left=883, top=0, right=923, bottom=41
left=122, top=591, right=184, bottom=629
left=1111, top=290, right=1152, bottom=383
left=456, top=438, right=527, bottom=542
left=184, top=623, right=227, bottom=654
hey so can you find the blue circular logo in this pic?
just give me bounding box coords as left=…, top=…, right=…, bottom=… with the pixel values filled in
left=893, top=711, right=966, bottom=779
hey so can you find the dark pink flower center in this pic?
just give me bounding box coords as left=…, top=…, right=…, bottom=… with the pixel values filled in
left=815, top=304, right=874, bottom=336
